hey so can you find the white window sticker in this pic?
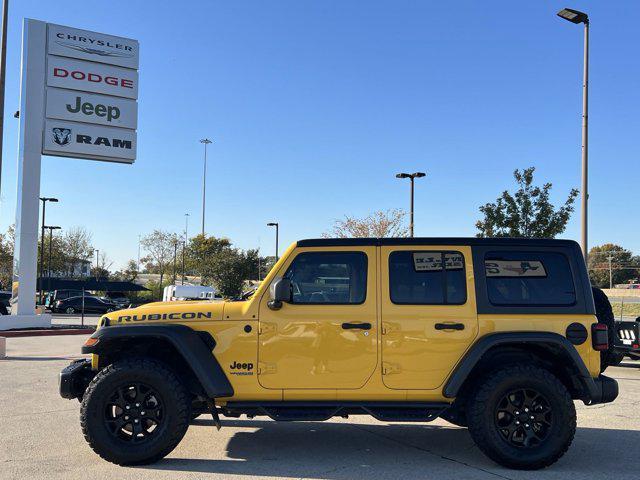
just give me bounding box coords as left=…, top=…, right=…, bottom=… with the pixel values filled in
left=413, top=252, right=464, bottom=271
left=444, top=253, right=464, bottom=270
left=485, top=260, right=547, bottom=277
left=413, top=253, right=442, bottom=271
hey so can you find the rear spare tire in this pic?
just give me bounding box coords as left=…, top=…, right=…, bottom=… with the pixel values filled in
left=592, top=286, right=617, bottom=371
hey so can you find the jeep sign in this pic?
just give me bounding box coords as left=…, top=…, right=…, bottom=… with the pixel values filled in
left=46, top=88, right=137, bottom=129
left=42, top=120, right=136, bottom=163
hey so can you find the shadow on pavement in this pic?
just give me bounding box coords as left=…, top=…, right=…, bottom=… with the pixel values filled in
left=144, top=418, right=640, bottom=479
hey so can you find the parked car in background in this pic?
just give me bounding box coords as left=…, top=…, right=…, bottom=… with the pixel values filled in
left=53, top=295, right=117, bottom=314
left=44, top=289, right=84, bottom=310
left=102, top=292, right=130, bottom=308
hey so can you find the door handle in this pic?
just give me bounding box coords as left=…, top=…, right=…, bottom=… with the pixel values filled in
left=341, top=322, right=372, bottom=330
left=435, top=323, right=465, bottom=331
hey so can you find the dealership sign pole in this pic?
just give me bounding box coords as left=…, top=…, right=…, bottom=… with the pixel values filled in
left=0, top=19, right=138, bottom=330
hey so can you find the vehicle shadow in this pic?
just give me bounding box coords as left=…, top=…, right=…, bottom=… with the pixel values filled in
left=143, top=418, right=640, bottom=479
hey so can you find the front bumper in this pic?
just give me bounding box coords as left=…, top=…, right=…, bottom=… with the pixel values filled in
left=588, top=374, right=619, bottom=404
left=59, top=359, right=94, bottom=400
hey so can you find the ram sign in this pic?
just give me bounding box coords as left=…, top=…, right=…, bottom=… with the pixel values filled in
left=41, top=22, right=139, bottom=164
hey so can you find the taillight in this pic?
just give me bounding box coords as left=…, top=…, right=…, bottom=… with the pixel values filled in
left=591, top=323, right=609, bottom=351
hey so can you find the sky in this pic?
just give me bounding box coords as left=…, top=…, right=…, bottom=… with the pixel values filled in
left=0, top=0, right=638, bottom=269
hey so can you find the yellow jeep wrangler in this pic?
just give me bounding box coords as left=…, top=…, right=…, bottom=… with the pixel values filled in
left=59, top=237, right=618, bottom=469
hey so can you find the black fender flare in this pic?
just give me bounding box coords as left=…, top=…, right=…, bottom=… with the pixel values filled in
left=83, top=324, right=233, bottom=398
left=443, top=332, right=603, bottom=403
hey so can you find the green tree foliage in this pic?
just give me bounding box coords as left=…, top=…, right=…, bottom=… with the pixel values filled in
left=0, top=226, right=14, bottom=290
left=185, top=234, right=263, bottom=298
left=141, top=230, right=179, bottom=297
left=476, top=167, right=579, bottom=238
left=588, top=244, right=639, bottom=288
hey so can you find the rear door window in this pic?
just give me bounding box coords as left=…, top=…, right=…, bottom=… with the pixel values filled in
left=484, top=251, right=576, bottom=306
left=389, top=251, right=466, bottom=305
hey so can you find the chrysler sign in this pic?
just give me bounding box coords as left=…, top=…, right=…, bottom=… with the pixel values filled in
left=47, top=23, right=139, bottom=69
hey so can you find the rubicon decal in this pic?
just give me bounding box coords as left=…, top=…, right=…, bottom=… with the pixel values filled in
left=114, top=312, right=214, bottom=323
left=47, top=57, right=138, bottom=99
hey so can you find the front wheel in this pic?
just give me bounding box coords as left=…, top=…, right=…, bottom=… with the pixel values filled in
left=65, top=307, right=75, bottom=314
left=80, top=358, right=190, bottom=465
left=466, top=364, right=576, bottom=470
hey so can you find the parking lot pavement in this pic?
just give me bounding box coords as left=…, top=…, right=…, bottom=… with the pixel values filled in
left=1, top=335, right=640, bottom=480
left=51, top=313, right=101, bottom=327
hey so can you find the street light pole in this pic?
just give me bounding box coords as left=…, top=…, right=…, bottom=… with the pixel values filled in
left=43, top=225, right=60, bottom=295
left=172, top=240, right=178, bottom=284
left=267, top=222, right=279, bottom=261
left=396, top=172, right=426, bottom=237
left=38, top=197, right=58, bottom=303
left=199, top=139, right=212, bottom=237
left=94, top=249, right=99, bottom=275
left=0, top=0, right=9, bottom=197
left=557, top=7, right=589, bottom=263
left=181, top=240, right=186, bottom=285
left=184, top=213, right=190, bottom=242
left=608, top=255, right=613, bottom=289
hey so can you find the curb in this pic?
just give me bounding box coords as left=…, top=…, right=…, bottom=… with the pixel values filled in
left=0, top=328, right=94, bottom=338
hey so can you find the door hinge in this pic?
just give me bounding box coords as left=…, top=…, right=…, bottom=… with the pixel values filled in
left=381, top=322, right=399, bottom=335
left=382, top=362, right=401, bottom=375
left=259, top=322, right=276, bottom=335
left=258, top=362, right=277, bottom=375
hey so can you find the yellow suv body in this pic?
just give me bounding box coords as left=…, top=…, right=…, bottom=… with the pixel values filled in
left=60, top=237, right=618, bottom=469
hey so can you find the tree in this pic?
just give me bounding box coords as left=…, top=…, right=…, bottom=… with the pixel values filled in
left=0, top=226, right=14, bottom=290
left=207, top=247, right=258, bottom=298
left=476, top=167, right=579, bottom=238
left=141, top=230, right=179, bottom=296
left=588, top=244, right=639, bottom=288
left=61, top=227, right=93, bottom=277
left=325, top=209, right=409, bottom=238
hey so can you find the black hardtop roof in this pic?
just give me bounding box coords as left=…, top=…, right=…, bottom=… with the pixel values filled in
left=297, top=237, right=581, bottom=248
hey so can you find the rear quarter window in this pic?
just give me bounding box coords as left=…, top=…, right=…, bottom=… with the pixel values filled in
left=484, top=251, right=576, bottom=306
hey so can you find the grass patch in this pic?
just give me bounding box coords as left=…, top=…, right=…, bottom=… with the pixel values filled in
left=610, top=302, right=640, bottom=319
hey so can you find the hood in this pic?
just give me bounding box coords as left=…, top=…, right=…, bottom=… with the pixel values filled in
left=101, top=300, right=226, bottom=326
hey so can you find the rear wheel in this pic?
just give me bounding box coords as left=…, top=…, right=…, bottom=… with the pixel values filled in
left=80, top=357, right=190, bottom=465
left=466, top=364, right=576, bottom=470
left=65, top=307, right=75, bottom=314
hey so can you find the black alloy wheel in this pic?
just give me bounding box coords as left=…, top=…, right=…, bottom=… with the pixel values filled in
left=104, top=382, right=164, bottom=443
left=495, top=388, right=552, bottom=448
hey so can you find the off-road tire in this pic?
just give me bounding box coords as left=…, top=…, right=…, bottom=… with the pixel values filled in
left=592, top=286, right=616, bottom=371
left=466, top=364, right=576, bottom=470
left=80, top=357, right=190, bottom=465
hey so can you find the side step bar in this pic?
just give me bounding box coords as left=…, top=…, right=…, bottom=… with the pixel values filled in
left=220, top=401, right=450, bottom=422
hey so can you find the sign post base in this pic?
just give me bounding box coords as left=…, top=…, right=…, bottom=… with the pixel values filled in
left=0, top=314, right=52, bottom=331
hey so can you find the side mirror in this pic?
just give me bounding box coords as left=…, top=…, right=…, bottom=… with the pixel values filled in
left=268, top=277, right=291, bottom=310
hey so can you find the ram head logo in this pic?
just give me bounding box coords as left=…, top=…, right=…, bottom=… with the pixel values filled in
left=52, top=128, right=72, bottom=146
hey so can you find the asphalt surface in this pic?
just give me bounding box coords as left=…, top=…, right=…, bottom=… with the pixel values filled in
left=1, top=334, right=640, bottom=480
